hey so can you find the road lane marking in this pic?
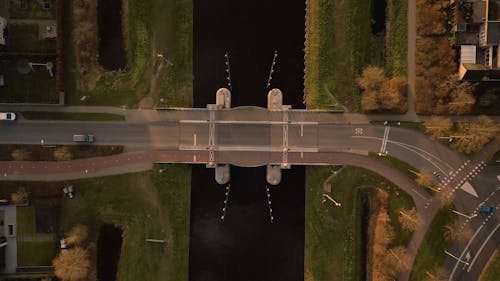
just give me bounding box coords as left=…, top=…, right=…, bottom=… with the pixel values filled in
left=467, top=224, right=500, bottom=272
left=449, top=225, right=484, bottom=281
left=353, top=136, right=448, bottom=174
left=379, top=126, right=390, bottom=154
left=352, top=135, right=453, bottom=173
left=180, top=120, right=318, bottom=125
left=194, top=133, right=197, bottom=146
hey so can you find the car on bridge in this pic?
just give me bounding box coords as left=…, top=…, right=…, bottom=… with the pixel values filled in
left=73, top=134, right=95, bottom=143
left=479, top=204, right=496, bottom=214
left=0, top=112, right=16, bottom=121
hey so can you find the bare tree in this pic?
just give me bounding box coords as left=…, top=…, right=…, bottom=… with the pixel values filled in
left=411, top=170, right=435, bottom=188
left=444, top=219, right=473, bottom=245
left=10, top=149, right=32, bottom=161
left=399, top=208, right=422, bottom=232
left=361, top=90, right=380, bottom=111
left=357, top=66, right=386, bottom=92
left=448, top=89, right=476, bottom=115
left=53, top=247, right=90, bottom=281
left=10, top=188, right=29, bottom=204
left=65, top=224, right=88, bottom=246
left=424, top=116, right=453, bottom=139
left=53, top=146, right=74, bottom=161
left=381, top=76, right=408, bottom=113
left=424, top=266, right=449, bottom=281
left=452, top=116, right=499, bottom=154
left=384, top=246, right=411, bottom=278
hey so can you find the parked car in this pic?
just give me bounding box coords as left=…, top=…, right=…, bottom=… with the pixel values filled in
left=0, top=112, right=16, bottom=121
left=73, top=134, right=94, bottom=143
left=479, top=204, right=496, bottom=214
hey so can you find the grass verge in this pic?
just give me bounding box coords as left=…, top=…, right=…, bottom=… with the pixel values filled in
left=59, top=165, right=190, bottom=281
left=369, top=120, right=425, bottom=131
left=305, top=0, right=407, bottom=110
left=368, top=152, right=418, bottom=181
left=385, top=0, right=408, bottom=77
left=410, top=205, right=455, bottom=281
left=20, top=111, right=125, bottom=121
left=64, top=0, right=192, bottom=107
left=305, top=166, right=415, bottom=280
left=0, top=144, right=124, bottom=161
left=480, top=250, right=500, bottom=281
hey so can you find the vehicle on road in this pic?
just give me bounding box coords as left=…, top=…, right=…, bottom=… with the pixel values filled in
left=479, top=204, right=496, bottom=214
left=0, top=112, right=16, bottom=121
left=73, top=134, right=95, bottom=143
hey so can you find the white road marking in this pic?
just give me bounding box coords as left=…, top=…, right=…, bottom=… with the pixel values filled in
left=194, top=133, right=197, bottom=146
left=467, top=224, right=500, bottom=272
left=449, top=225, right=484, bottom=281
left=460, top=181, right=479, bottom=198
left=352, top=136, right=453, bottom=174
left=180, top=120, right=318, bottom=125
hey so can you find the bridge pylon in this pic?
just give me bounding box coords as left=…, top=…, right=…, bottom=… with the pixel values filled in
left=214, top=164, right=230, bottom=185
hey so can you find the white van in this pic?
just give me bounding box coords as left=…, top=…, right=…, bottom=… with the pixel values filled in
left=0, top=112, right=16, bottom=121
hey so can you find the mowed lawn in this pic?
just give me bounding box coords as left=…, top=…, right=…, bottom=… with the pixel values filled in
left=305, top=166, right=415, bottom=281
left=16, top=205, right=59, bottom=267
left=305, top=0, right=407, bottom=110
left=60, top=164, right=191, bottom=281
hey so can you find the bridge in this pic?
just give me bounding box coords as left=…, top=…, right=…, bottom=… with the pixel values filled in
left=0, top=88, right=465, bottom=186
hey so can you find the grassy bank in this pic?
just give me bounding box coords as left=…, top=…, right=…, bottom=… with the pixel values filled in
left=60, top=165, right=191, bottom=281
left=20, top=111, right=125, bottom=121
left=0, top=144, right=123, bottom=161
left=385, top=0, right=408, bottom=77
left=65, top=0, right=192, bottom=107
left=305, top=0, right=371, bottom=110
left=410, top=205, right=455, bottom=281
left=305, top=166, right=415, bottom=280
left=480, top=250, right=500, bottom=281
left=304, top=0, right=407, bottom=110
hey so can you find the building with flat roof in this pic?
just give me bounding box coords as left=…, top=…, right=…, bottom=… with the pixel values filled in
left=453, top=0, right=500, bottom=80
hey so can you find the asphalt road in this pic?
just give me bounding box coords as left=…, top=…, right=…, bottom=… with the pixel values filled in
left=0, top=107, right=497, bottom=281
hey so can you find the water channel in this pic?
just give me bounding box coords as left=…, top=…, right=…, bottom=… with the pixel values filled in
left=190, top=1, right=305, bottom=280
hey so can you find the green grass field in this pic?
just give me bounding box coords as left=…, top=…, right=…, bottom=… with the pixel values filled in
left=305, top=166, right=415, bottom=280
left=410, top=205, right=455, bottom=281
left=385, top=0, right=408, bottom=77
left=20, top=111, right=125, bottom=121
left=7, top=24, right=56, bottom=54
left=16, top=205, right=58, bottom=266
left=0, top=58, right=58, bottom=103
left=60, top=165, right=191, bottom=281
left=305, top=0, right=407, bottom=110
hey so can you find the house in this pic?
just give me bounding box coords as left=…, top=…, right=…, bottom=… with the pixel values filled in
left=0, top=205, right=17, bottom=274
left=453, top=0, right=500, bottom=81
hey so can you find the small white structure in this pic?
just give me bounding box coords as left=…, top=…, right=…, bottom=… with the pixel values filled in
left=460, top=45, right=476, bottom=64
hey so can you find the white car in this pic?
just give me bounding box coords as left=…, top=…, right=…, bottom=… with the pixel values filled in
left=0, top=112, right=16, bottom=121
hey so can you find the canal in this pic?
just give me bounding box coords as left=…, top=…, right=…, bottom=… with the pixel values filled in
left=190, top=1, right=305, bottom=280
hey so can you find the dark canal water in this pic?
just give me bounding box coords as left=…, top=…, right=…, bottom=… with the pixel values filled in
left=96, top=224, right=123, bottom=281
left=190, top=1, right=305, bottom=281
left=371, top=0, right=387, bottom=34
left=97, top=0, right=127, bottom=70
